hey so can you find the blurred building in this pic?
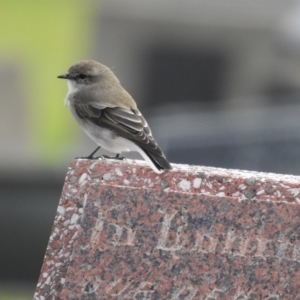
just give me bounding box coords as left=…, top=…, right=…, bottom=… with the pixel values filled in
left=1, top=0, right=300, bottom=296
left=95, top=0, right=300, bottom=173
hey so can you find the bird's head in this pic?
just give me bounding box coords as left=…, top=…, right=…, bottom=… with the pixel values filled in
left=58, top=60, right=117, bottom=89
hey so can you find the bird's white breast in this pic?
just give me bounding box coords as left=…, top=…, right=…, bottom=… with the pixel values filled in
left=64, top=80, right=79, bottom=106
left=64, top=82, right=139, bottom=154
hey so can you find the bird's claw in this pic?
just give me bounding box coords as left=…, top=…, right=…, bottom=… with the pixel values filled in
left=102, top=154, right=125, bottom=160
left=75, top=156, right=101, bottom=160
left=74, top=146, right=124, bottom=161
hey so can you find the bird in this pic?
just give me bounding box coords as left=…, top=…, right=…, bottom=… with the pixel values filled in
left=57, top=60, right=172, bottom=173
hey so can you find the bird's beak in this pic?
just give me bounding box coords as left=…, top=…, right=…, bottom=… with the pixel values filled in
left=57, top=73, right=70, bottom=79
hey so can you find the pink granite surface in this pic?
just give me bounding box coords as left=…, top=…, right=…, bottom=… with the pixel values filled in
left=34, top=159, right=300, bottom=299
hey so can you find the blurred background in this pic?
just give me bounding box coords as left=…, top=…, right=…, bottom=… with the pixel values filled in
left=1, top=0, right=300, bottom=298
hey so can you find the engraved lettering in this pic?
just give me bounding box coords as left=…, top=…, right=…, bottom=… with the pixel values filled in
left=156, top=210, right=183, bottom=252
left=90, top=212, right=104, bottom=244
left=171, top=286, right=197, bottom=300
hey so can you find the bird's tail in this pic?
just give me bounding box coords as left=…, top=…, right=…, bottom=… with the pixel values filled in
left=138, top=147, right=172, bottom=174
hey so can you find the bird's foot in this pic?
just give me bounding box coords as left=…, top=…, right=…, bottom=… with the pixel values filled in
left=75, top=155, right=101, bottom=160
left=75, top=146, right=101, bottom=160
left=101, top=153, right=125, bottom=160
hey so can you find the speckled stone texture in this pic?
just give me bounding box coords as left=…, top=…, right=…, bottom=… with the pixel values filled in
left=34, top=159, right=300, bottom=299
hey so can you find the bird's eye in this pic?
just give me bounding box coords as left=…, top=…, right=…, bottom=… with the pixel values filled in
left=78, top=74, right=86, bottom=79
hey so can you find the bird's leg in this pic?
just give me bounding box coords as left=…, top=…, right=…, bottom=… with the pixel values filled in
left=115, top=153, right=123, bottom=160
left=101, top=153, right=125, bottom=160
left=75, top=146, right=101, bottom=160
left=87, top=146, right=101, bottom=159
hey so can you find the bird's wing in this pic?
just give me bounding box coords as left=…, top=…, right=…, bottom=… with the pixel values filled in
left=74, top=102, right=171, bottom=169
left=75, top=102, right=156, bottom=151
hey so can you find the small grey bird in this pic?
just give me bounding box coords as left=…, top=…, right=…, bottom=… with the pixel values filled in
left=58, top=60, right=172, bottom=173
